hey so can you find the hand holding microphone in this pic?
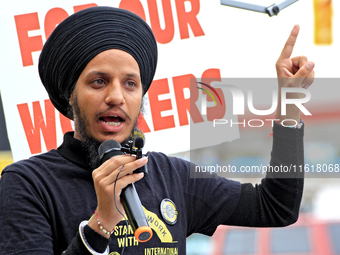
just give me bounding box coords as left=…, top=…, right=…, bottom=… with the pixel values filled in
left=88, top=139, right=149, bottom=241
left=98, top=138, right=152, bottom=242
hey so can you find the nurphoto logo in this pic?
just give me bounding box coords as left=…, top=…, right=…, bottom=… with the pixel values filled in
left=196, top=81, right=312, bottom=128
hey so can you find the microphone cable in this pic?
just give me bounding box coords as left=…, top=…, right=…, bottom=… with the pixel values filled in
left=113, top=164, right=129, bottom=255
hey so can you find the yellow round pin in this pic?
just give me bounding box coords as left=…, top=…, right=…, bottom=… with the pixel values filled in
left=160, top=199, right=178, bottom=225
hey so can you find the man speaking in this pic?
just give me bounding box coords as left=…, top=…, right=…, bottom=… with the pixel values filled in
left=0, top=6, right=314, bottom=255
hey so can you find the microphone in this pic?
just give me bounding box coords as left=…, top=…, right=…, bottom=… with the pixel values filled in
left=132, top=137, right=148, bottom=176
left=98, top=140, right=152, bottom=242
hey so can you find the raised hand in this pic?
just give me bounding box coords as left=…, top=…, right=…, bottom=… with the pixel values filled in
left=275, top=25, right=315, bottom=123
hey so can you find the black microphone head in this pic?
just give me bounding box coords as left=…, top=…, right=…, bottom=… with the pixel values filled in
left=98, top=140, right=124, bottom=164
left=135, top=137, right=144, bottom=149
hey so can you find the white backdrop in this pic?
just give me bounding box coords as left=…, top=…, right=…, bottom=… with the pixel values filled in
left=0, top=0, right=339, bottom=162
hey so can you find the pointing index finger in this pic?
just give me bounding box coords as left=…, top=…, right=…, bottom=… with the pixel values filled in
left=279, top=25, right=300, bottom=60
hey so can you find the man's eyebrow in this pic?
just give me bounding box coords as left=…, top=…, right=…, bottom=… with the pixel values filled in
left=86, top=71, right=109, bottom=77
left=85, top=71, right=140, bottom=79
left=125, top=73, right=141, bottom=79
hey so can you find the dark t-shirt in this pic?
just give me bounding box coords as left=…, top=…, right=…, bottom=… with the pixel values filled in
left=0, top=133, right=241, bottom=254
left=0, top=123, right=304, bottom=254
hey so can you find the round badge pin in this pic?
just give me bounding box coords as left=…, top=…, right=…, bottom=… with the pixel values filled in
left=160, top=199, right=178, bottom=225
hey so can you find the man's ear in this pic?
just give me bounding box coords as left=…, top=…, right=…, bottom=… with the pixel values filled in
left=69, top=92, right=74, bottom=107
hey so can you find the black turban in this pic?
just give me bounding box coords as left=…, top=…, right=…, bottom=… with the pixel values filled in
left=38, top=6, right=158, bottom=119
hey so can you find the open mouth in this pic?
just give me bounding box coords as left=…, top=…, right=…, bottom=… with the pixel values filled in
left=99, top=116, right=124, bottom=127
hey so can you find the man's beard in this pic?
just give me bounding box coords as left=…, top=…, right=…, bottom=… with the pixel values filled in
left=72, top=95, right=141, bottom=169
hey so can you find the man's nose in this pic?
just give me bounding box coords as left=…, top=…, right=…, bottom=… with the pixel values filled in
left=104, top=81, right=125, bottom=106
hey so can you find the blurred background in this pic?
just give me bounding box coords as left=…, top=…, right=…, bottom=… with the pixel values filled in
left=182, top=108, right=340, bottom=254
left=183, top=0, right=340, bottom=254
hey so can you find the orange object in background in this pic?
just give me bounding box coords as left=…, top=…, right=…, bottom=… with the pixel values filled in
left=314, top=0, right=333, bottom=45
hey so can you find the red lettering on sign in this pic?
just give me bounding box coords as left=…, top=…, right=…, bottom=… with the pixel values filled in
left=137, top=113, right=151, bottom=133
left=14, top=69, right=222, bottom=155
left=44, top=8, right=69, bottom=39
left=173, top=74, right=203, bottom=126
left=175, top=0, right=205, bottom=39
left=17, top=100, right=57, bottom=154
left=119, top=0, right=204, bottom=43
left=15, top=13, right=43, bottom=67
left=45, top=4, right=98, bottom=39
left=147, top=0, right=175, bottom=44
left=148, top=78, right=175, bottom=131
left=15, top=3, right=98, bottom=66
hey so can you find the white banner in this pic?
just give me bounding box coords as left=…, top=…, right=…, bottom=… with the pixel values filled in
left=1, top=0, right=339, bottom=162
left=0, top=0, right=240, bottom=161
